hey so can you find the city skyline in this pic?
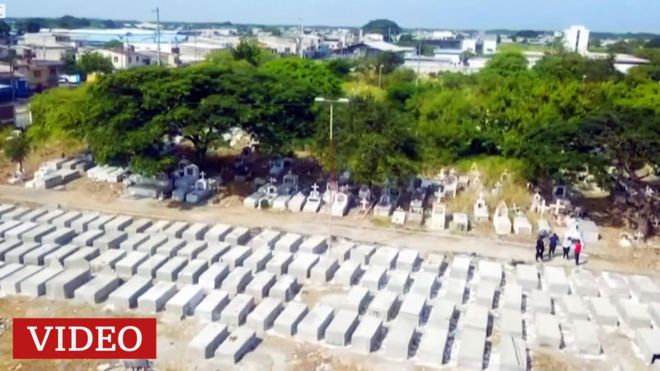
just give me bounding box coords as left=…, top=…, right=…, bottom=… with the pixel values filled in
left=4, top=0, right=660, bottom=33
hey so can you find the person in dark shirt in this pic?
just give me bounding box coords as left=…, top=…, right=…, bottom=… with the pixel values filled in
left=548, top=233, right=559, bottom=259
left=535, top=236, right=545, bottom=262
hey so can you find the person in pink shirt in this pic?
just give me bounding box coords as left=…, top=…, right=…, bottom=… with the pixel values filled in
left=574, top=240, right=583, bottom=266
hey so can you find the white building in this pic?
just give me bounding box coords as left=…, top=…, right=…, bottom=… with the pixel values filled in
left=563, top=25, right=590, bottom=55
left=88, top=48, right=151, bottom=69
left=16, top=31, right=78, bottom=61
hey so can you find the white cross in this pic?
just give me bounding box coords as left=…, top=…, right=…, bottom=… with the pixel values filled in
left=360, top=198, right=369, bottom=210
left=269, top=177, right=277, bottom=184
left=550, top=199, right=566, bottom=216
left=200, top=171, right=206, bottom=179
left=311, top=183, right=320, bottom=192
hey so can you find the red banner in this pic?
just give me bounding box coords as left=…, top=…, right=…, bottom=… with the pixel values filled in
left=12, top=318, right=157, bottom=359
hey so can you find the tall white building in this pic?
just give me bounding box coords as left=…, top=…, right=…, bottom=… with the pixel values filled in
left=563, top=25, right=590, bottom=55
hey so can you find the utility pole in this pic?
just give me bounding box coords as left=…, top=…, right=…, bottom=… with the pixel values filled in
left=416, top=30, right=421, bottom=87
left=154, top=6, right=162, bottom=66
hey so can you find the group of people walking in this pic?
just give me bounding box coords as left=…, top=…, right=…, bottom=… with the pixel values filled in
left=535, top=232, right=583, bottom=266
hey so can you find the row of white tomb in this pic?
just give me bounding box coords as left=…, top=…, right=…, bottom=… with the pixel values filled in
left=0, top=203, right=657, bottom=368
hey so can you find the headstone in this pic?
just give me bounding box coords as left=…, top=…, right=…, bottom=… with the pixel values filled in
left=136, top=254, right=169, bottom=278
left=124, top=218, right=153, bottom=234
left=115, top=251, right=149, bottom=279
left=245, top=271, right=276, bottom=302
left=339, top=286, right=370, bottom=314
left=543, top=266, right=570, bottom=296
left=197, top=243, right=231, bottom=264
left=182, top=223, right=210, bottom=241
left=617, top=299, right=652, bottom=329
left=224, top=227, right=250, bottom=246
left=274, top=233, right=303, bottom=252
left=198, top=263, right=230, bottom=291
left=500, top=309, right=524, bottom=338
left=288, top=253, right=319, bottom=281
left=178, top=259, right=209, bottom=284
left=0, top=265, right=43, bottom=294
left=493, top=201, right=512, bottom=235
left=250, top=229, right=281, bottom=249
left=90, top=249, right=126, bottom=273
left=421, top=253, right=445, bottom=275
left=396, top=249, right=420, bottom=272
left=361, top=266, right=387, bottom=291
left=530, top=290, right=553, bottom=314
left=366, top=290, right=398, bottom=321
left=398, top=293, right=427, bottom=326
left=386, top=270, right=412, bottom=296
left=220, top=266, right=253, bottom=296
left=478, top=260, right=503, bottom=284
left=369, top=246, right=399, bottom=269
left=560, top=295, right=590, bottom=321
left=220, top=245, right=251, bottom=269
left=427, top=203, right=447, bottom=230
left=137, top=281, right=178, bottom=313
left=473, top=192, right=489, bottom=222
left=19, top=267, right=64, bottom=297
left=329, top=242, right=353, bottom=262
left=629, top=275, right=660, bottom=303
left=155, top=256, right=188, bottom=282
left=515, top=264, right=539, bottom=291
left=40, top=228, right=76, bottom=245
left=475, top=282, right=497, bottom=309
left=450, top=212, right=469, bottom=232
left=265, top=252, right=293, bottom=277
left=310, top=256, right=339, bottom=283
left=634, top=328, right=660, bottom=366
left=136, top=235, right=168, bottom=255
left=204, top=224, right=233, bottom=243
left=534, top=313, right=562, bottom=348
left=513, top=213, right=532, bottom=235
left=449, top=255, right=471, bottom=281
left=177, top=241, right=208, bottom=261
left=502, top=284, right=523, bottom=312
left=242, top=247, right=272, bottom=273
left=299, top=235, right=327, bottom=254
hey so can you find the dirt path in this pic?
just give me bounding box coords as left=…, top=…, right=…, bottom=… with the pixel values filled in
left=0, top=184, right=657, bottom=276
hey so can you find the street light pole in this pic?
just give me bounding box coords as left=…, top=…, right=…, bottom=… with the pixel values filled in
left=314, top=97, right=349, bottom=245
left=153, top=7, right=162, bottom=66
left=378, top=64, right=384, bottom=88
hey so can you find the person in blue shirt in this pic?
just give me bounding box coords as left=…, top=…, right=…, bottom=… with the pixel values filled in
left=548, top=233, right=559, bottom=259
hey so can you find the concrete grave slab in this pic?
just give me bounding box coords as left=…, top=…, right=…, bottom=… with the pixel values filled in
left=71, top=229, right=104, bottom=247
left=328, top=241, right=354, bottom=262
left=198, top=262, right=230, bottom=291
left=245, top=271, right=276, bottom=302
left=325, top=309, right=359, bottom=346
left=0, top=238, right=22, bottom=260
left=220, top=293, right=255, bottom=326
left=43, top=244, right=80, bottom=267
left=120, top=233, right=150, bottom=252
left=463, top=304, right=490, bottom=333
left=0, top=204, right=16, bottom=217
left=143, top=220, right=172, bottom=235
left=189, top=323, right=229, bottom=359
left=599, top=271, right=630, bottom=299
left=499, top=335, right=527, bottom=371
left=155, top=256, right=188, bottom=282
left=381, top=318, right=416, bottom=360
left=204, top=224, right=233, bottom=243
left=530, top=290, right=553, bottom=314
left=215, top=327, right=256, bottom=364
left=515, top=264, right=539, bottom=291
left=370, top=246, right=399, bottom=269
left=649, top=302, right=660, bottom=327
left=617, top=299, right=652, bottom=329
left=40, top=228, right=76, bottom=245
left=421, top=253, right=445, bottom=275
left=178, top=259, right=208, bottom=284
left=197, top=243, right=231, bottom=263
left=46, top=268, right=91, bottom=299
left=108, top=275, right=152, bottom=310
left=588, top=297, right=619, bottom=326
left=136, top=235, right=169, bottom=255
left=247, top=297, right=283, bottom=334
left=500, top=309, right=524, bottom=338
left=220, top=266, right=253, bottom=296
left=339, top=286, right=370, bottom=314
left=629, top=275, right=660, bottom=303
left=265, top=251, right=293, bottom=276
left=220, top=245, right=252, bottom=269
left=543, top=266, right=570, bottom=296
left=534, top=313, right=562, bottom=348
left=426, top=298, right=456, bottom=331
left=289, top=253, right=320, bottom=281
left=19, top=266, right=64, bottom=297
left=1, top=207, right=31, bottom=221
left=443, top=277, right=467, bottom=305
left=386, top=270, right=411, bottom=296
left=124, top=218, right=153, bottom=234
left=242, top=247, right=272, bottom=273
left=0, top=220, right=22, bottom=238
left=138, top=281, right=178, bottom=313
left=21, top=224, right=55, bottom=243
left=224, top=227, right=250, bottom=246
left=177, top=241, right=208, bottom=261
left=351, top=316, right=383, bottom=354
left=274, top=301, right=308, bottom=336
left=298, top=304, right=334, bottom=342
left=573, top=319, right=601, bottom=355
left=299, top=234, right=327, bottom=254
left=560, top=295, right=590, bottom=321
left=89, top=249, right=126, bottom=273
left=163, top=221, right=190, bottom=239
left=475, top=282, right=497, bottom=309
left=396, top=248, right=420, bottom=272
left=634, top=328, right=660, bottom=366
left=51, top=211, right=82, bottom=228
left=87, top=214, right=116, bottom=231
left=23, top=244, right=61, bottom=265
left=350, top=244, right=376, bottom=265
left=417, top=326, right=449, bottom=367
left=0, top=265, right=43, bottom=294
left=182, top=222, right=210, bottom=241
left=366, top=290, right=398, bottom=321
left=64, top=247, right=100, bottom=269
left=115, top=251, right=150, bottom=279
left=274, top=233, right=303, bottom=253
left=19, top=208, right=49, bottom=222
left=136, top=254, right=169, bottom=278
left=269, top=274, right=299, bottom=302
left=104, top=215, right=133, bottom=232
left=196, top=290, right=231, bottom=321
left=0, top=263, right=25, bottom=281
left=478, top=260, right=503, bottom=284
left=310, top=256, right=339, bottom=283
left=398, top=293, right=427, bottom=326
left=4, top=221, right=39, bottom=240
left=457, top=328, right=487, bottom=369
left=35, top=209, right=65, bottom=224
left=410, top=271, right=438, bottom=299
left=361, top=265, right=387, bottom=291
left=449, top=255, right=472, bottom=281
left=155, top=238, right=186, bottom=258
left=570, top=270, right=600, bottom=297
left=333, top=260, right=362, bottom=286
left=166, top=284, right=206, bottom=317
left=502, top=284, right=523, bottom=312
left=70, top=212, right=100, bottom=233
left=5, top=242, right=41, bottom=264
left=250, top=229, right=281, bottom=249
left=74, top=274, right=121, bottom=304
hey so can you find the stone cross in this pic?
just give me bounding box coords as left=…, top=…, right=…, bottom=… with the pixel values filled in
left=360, top=198, right=369, bottom=210
left=549, top=199, right=566, bottom=216
left=311, top=183, right=320, bottom=192
left=200, top=171, right=206, bottom=179
left=269, top=177, right=277, bottom=184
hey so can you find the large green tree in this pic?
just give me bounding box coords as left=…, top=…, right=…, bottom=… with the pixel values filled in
left=3, top=132, right=31, bottom=172
left=362, top=19, right=402, bottom=42
left=77, top=52, right=114, bottom=77
left=260, top=58, right=342, bottom=97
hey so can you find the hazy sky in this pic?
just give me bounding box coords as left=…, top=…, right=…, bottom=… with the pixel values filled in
left=5, top=0, right=660, bottom=33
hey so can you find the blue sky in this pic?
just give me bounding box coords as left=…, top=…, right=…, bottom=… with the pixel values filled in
left=5, top=0, right=660, bottom=33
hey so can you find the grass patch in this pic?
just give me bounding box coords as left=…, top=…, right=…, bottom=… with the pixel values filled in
left=342, top=81, right=386, bottom=101
left=453, top=156, right=526, bottom=187
left=498, top=42, right=551, bottom=53
left=370, top=216, right=391, bottom=227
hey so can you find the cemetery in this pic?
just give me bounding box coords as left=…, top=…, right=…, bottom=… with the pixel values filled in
left=0, top=202, right=657, bottom=370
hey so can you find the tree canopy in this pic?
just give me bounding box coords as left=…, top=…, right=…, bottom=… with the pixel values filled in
left=361, top=19, right=402, bottom=41
left=77, top=52, right=114, bottom=77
